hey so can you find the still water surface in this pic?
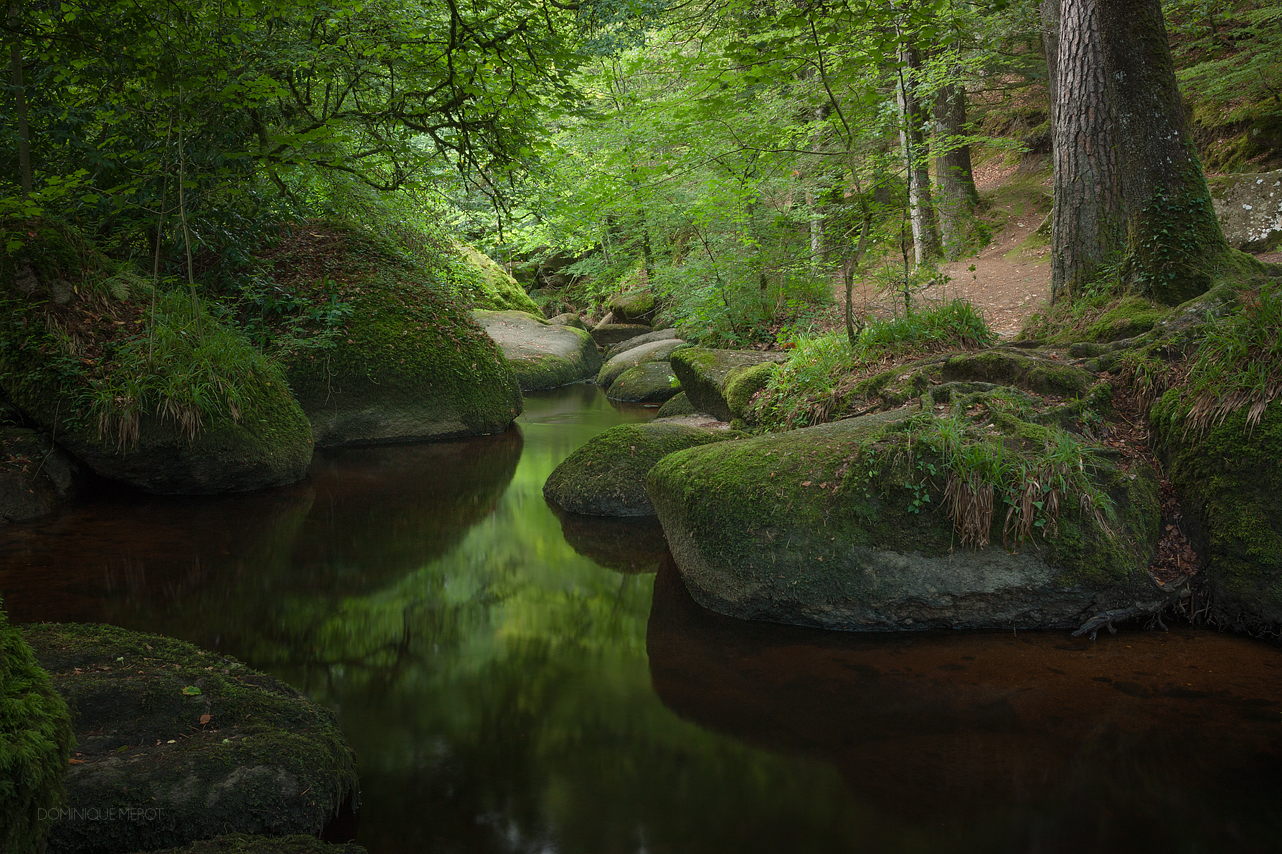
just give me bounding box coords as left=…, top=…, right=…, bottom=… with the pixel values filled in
left=2, top=384, right=1282, bottom=853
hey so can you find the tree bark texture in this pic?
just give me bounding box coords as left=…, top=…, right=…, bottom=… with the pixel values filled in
left=1040, top=0, right=1060, bottom=138
left=8, top=4, right=32, bottom=197
left=897, top=46, right=942, bottom=266
left=1051, top=0, right=1229, bottom=304
left=932, top=81, right=980, bottom=261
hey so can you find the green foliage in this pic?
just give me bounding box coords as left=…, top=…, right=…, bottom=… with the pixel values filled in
left=1179, top=278, right=1282, bottom=434
left=1, top=601, right=75, bottom=854
left=751, top=300, right=995, bottom=430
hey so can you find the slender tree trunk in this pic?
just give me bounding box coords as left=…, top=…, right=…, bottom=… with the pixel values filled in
left=932, top=81, right=980, bottom=261
left=8, top=3, right=32, bottom=198
left=1041, top=0, right=1060, bottom=139
left=896, top=46, right=943, bottom=266
left=1051, top=0, right=1229, bottom=305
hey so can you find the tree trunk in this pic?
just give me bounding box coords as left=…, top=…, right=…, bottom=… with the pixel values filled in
left=896, top=46, right=943, bottom=266
left=1040, top=0, right=1060, bottom=138
left=8, top=3, right=32, bottom=198
left=1051, top=0, right=1229, bottom=305
left=932, top=81, right=980, bottom=261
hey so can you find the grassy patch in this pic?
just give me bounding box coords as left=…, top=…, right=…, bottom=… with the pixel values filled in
left=750, top=300, right=994, bottom=430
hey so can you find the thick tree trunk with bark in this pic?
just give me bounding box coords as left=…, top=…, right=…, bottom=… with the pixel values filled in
left=1050, top=0, right=1229, bottom=305
left=897, top=46, right=942, bottom=266
left=932, top=82, right=980, bottom=261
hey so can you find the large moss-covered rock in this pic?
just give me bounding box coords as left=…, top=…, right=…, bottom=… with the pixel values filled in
left=22, top=623, right=359, bottom=854
left=597, top=339, right=689, bottom=388
left=475, top=309, right=602, bottom=391
left=0, top=220, right=313, bottom=494
left=941, top=350, right=1092, bottom=398
left=603, top=329, right=682, bottom=361
left=1, top=427, right=83, bottom=522
left=669, top=348, right=789, bottom=422
left=451, top=242, right=540, bottom=314
left=261, top=225, right=522, bottom=448
left=544, top=422, right=742, bottom=516
left=1150, top=395, right=1282, bottom=634
left=656, top=392, right=697, bottom=419
left=606, top=362, right=682, bottom=405
left=1, top=602, right=74, bottom=854
left=647, top=409, right=1160, bottom=631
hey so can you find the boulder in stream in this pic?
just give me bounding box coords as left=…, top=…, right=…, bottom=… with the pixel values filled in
left=648, top=403, right=1161, bottom=632
left=544, top=421, right=742, bottom=516
left=591, top=322, right=653, bottom=349
left=475, top=309, right=602, bottom=390
left=669, top=348, right=788, bottom=422
left=23, top=623, right=360, bottom=854
left=606, top=362, right=682, bottom=405
left=597, top=338, right=689, bottom=388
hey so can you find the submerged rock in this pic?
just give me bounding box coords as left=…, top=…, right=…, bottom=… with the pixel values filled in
left=553, top=509, right=670, bottom=573
left=669, top=348, right=788, bottom=422
left=544, top=421, right=742, bottom=516
left=476, top=309, right=602, bottom=391
left=23, top=623, right=359, bottom=854
left=647, top=408, right=1160, bottom=632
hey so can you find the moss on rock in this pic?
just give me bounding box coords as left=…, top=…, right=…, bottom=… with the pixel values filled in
left=597, top=339, right=689, bottom=388
left=21, top=623, right=359, bottom=854
left=647, top=407, right=1158, bottom=632
left=941, top=350, right=1091, bottom=398
left=451, top=242, right=540, bottom=314
left=590, top=323, right=653, bottom=348
left=476, top=310, right=602, bottom=391
left=723, top=362, right=778, bottom=422
left=607, top=290, right=657, bottom=324
left=1, top=602, right=74, bottom=854
left=1150, top=394, right=1282, bottom=634
left=669, top=348, right=790, bottom=423
left=606, top=363, right=682, bottom=405
left=543, top=422, right=742, bottom=516
left=656, top=392, right=697, bottom=419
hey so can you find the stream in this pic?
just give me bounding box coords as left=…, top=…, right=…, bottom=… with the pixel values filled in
left=2, top=384, right=1282, bottom=853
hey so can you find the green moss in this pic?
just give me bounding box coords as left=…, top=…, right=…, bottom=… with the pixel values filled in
left=670, top=348, right=786, bottom=422
left=543, top=422, right=741, bottom=516
left=1150, top=392, right=1282, bottom=633
left=21, top=623, right=359, bottom=854
left=608, top=289, right=656, bottom=323
left=451, top=242, right=540, bottom=314
left=606, top=362, right=681, bottom=405
left=724, top=362, right=777, bottom=421
left=941, top=351, right=1091, bottom=398
left=1080, top=296, right=1169, bottom=342
left=1, top=602, right=74, bottom=854
left=656, top=392, right=696, bottom=418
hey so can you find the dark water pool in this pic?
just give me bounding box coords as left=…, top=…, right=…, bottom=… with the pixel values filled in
left=2, top=384, right=1281, bottom=853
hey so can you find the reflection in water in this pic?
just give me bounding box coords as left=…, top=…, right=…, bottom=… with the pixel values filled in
left=2, top=385, right=1281, bottom=853
left=648, top=555, right=1282, bottom=852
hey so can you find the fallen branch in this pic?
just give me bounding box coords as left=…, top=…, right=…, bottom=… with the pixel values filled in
left=1072, top=600, right=1168, bottom=640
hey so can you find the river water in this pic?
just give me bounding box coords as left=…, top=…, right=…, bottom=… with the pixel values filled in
left=2, top=384, right=1281, bottom=853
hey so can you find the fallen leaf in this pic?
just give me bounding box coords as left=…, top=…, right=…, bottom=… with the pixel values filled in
left=182, top=686, right=202, bottom=696
left=68, top=759, right=84, bottom=765
left=199, top=714, right=211, bottom=725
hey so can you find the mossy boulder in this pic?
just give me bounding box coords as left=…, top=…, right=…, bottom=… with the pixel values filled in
left=603, top=329, right=682, bottom=361
left=548, top=313, right=588, bottom=331
left=606, top=362, right=681, bottom=405
left=656, top=392, right=697, bottom=419
left=597, top=339, right=690, bottom=388
left=259, top=225, right=521, bottom=448
left=1208, top=171, right=1282, bottom=252
left=543, top=421, right=742, bottom=516
left=475, top=309, right=602, bottom=391
left=0, top=220, right=313, bottom=494
left=22, top=623, right=359, bottom=854
left=1, top=602, right=75, bottom=854
left=647, top=408, right=1160, bottom=632
left=608, top=289, right=657, bottom=324
left=669, top=348, right=790, bottom=422
left=1150, top=395, right=1282, bottom=635
left=450, top=242, right=540, bottom=314
left=590, top=323, right=653, bottom=348
left=1, top=427, right=83, bottom=522
left=137, top=835, right=366, bottom=854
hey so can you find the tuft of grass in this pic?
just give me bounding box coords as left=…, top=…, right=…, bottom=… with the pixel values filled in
left=751, top=300, right=994, bottom=430
left=1182, top=281, right=1282, bottom=435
